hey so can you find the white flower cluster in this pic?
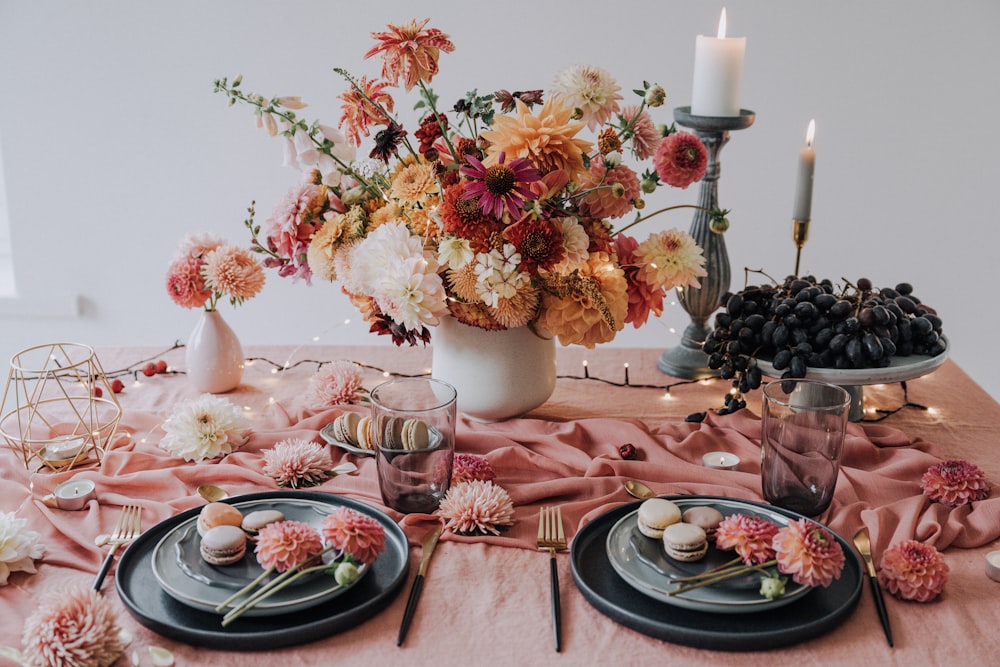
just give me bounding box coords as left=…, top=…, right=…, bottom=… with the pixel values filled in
left=160, top=394, right=250, bottom=462
left=0, top=511, right=45, bottom=586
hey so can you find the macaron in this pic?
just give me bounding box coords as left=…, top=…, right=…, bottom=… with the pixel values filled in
left=682, top=506, right=725, bottom=541
left=333, top=412, right=360, bottom=446
left=200, top=524, right=247, bottom=566
left=197, top=502, right=244, bottom=536
left=400, top=418, right=430, bottom=451
left=381, top=416, right=404, bottom=448
left=355, top=416, right=375, bottom=450
left=241, top=509, right=285, bottom=540
left=636, top=498, right=682, bottom=539
left=662, top=522, right=708, bottom=562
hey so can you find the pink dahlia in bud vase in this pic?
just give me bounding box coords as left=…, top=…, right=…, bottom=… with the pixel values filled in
left=215, top=17, right=724, bottom=348
left=166, top=232, right=265, bottom=310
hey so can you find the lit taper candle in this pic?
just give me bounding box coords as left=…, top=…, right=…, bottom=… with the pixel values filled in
left=792, top=119, right=816, bottom=221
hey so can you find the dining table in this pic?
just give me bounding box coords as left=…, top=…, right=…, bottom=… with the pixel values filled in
left=1, top=343, right=998, bottom=666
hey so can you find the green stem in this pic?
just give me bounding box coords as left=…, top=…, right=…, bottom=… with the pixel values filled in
left=614, top=204, right=713, bottom=236
left=670, top=556, right=743, bottom=583
left=668, top=559, right=778, bottom=596
left=418, top=80, right=458, bottom=164
left=214, top=565, right=274, bottom=613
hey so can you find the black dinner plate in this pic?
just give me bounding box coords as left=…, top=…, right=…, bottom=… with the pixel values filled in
left=116, top=490, right=408, bottom=650
left=571, top=495, right=863, bottom=651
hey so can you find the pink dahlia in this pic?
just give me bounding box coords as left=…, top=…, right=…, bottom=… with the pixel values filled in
left=621, top=104, right=662, bottom=160
left=877, top=540, right=949, bottom=602
left=772, top=519, right=846, bottom=588
left=165, top=256, right=211, bottom=309
left=21, top=586, right=124, bottom=667
left=438, top=480, right=515, bottom=536
left=653, top=131, right=707, bottom=189
left=262, top=438, right=334, bottom=488
left=305, top=360, right=366, bottom=407
left=634, top=228, right=707, bottom=291
left=460, top=152, right=541, bottom=221
left=364, top=19, right=455, bottom=91
left=615, top=234, right=665, bottom=328
left=321, top=507, right=387, bottom=565
left=202, top=244, right=266, bottom=302
left=265, top=182, right=326, bottom=282
left=451, top=453, right=497, bottom=484
left=921, top=459, right=991, bottom=507
left=714, top=513, right=779, bottom=565
left=576, top=157, right=641, bottom=220
left=255, top=520, right=324, bottom=573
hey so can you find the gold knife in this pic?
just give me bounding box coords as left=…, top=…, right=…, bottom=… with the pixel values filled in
left=397, top=523, right=444, bottom=646
left=853, top=527, right=894, bottom=647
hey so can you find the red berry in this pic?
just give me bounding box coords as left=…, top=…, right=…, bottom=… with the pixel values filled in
left=155, top=360, right=168, bottom=373
left=142, top=363, right=157, bottom=377
left=111, top=379, right=124, bottom=393
left=618, top=443, right=638, bottom=460
left=92, top=386, right=103, bottom=397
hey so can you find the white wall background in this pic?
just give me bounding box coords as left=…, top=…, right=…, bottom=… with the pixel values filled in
left=1, top=0, right=997, bottom=399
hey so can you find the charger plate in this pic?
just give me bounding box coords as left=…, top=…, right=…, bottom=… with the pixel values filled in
left=117, top=491, right=408, bottom=650
left=572, top=495, right=862, bottom=650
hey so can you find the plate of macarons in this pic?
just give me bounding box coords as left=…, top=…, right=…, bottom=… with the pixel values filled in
left=605, top=496, right=811, bottom=613
left=320, top=412, right=375, bottom=456
left=151, top=498, right=370, bottom=617
left=321, top=411, right=442, bottom=456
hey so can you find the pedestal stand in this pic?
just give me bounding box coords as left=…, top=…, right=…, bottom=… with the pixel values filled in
left=658, top=106, right=755, bottom=379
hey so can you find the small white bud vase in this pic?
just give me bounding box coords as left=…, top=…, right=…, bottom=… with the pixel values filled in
left=185, top=309, right=244, bottom=393
left=431, top=316, right=556, bottom=422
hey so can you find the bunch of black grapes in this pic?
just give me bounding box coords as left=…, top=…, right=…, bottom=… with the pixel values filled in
left=702, top=275, right=945, bottom=415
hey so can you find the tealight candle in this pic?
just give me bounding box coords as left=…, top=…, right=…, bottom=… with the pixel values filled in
left=53, top=478, right=97, bottom=511
left=691, top=9, right=747, bottom=117
left=986, top=551, right=1000, bottom=583
left=702, top=451, right=740, bottom=470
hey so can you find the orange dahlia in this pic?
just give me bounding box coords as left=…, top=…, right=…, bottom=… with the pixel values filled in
left=536, top=252, right=628, bottom=348
left=576, top=156, right=641, bottom=220
left=877, top=540, right=949, bottom=601
left=255, top=520, right=324, bottom=573
left=363, top=19, right=455, bottom=91
left=481, top=98, right=593, bottom=180
left=772, top=519, right=845, bottom=588
left=715, top=513, right=779, bottom=566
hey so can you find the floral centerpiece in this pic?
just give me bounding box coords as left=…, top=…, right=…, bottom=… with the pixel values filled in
left=214, top=18, right=715, bottom=349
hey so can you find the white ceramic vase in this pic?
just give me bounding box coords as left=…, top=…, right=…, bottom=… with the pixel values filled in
left=185, top=309, right=244, bottom=393
left=431, top=316, right=557, bottom=422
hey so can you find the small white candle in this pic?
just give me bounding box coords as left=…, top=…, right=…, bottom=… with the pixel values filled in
left=53, top=479, right=96, bottom=510
left=792, top=119, right=816, bottom=221
left=691, top=9, right=747, bottom=117
left=702, top=451, right=740, bottom=470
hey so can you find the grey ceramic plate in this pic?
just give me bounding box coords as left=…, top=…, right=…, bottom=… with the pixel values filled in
left=151, top=497, right=368, bottom=616
left=606, top=497, right=809, bottom=613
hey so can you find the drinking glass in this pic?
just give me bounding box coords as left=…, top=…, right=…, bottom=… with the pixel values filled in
left=760, top=379, right=851, bottom=516
left=370, top=378, right=456, bottom=514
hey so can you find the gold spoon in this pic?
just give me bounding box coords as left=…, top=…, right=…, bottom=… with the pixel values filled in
left=624, top=480, right=655, bottom=500
left=197, top=485, right=229, bottom=503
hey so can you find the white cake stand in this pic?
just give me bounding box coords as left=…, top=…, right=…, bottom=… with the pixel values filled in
left=754, top=339, right=949, bottom=421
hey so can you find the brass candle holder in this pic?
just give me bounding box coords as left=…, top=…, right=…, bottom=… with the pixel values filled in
left=792, top=218, right=810, bottom=276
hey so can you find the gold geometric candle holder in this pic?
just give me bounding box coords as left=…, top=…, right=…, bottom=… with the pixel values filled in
left=0, top=342, right=122, bottom=472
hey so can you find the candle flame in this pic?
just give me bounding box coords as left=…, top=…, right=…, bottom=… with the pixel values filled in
left=718, top=8, right=727, bottom=38
left=806, top=119, right=816, bottom=146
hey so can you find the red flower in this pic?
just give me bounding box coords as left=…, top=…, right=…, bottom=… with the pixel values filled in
left=714, top=513, right=779, bottom=565
left=616, top=234, right=665, bottom=328
left=921, top=459, right=991, bottom=507
left=321, top=507, right=387, bottom=565
left=772, top=519, right=845, bottom=588
left=877, top=540, right=949, bottom=602
left=652, top=131, right=707, bottom=189
left=502, top=218, right=565, bottom=274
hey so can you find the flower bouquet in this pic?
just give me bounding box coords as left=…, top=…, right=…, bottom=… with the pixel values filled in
left=214, top=18, right=717, bottom=349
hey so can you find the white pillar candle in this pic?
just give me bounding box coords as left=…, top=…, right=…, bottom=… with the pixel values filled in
left=691, top=9, right=746, bottom=117
left=792, top=119, right=816, bottom=221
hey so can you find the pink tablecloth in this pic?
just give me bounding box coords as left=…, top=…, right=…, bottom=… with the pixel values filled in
left=1, top=345, right=999, bottom=666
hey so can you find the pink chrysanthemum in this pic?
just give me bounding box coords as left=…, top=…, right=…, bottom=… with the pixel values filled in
left=460, top=152, right=541, bottom=221
left=921, top=459, right=991, bottom=507
left=451, top=453, right=497, bottom=485
left=621, top=104, right=662, bottom=160
left=715, top=514, right=780, bottom=565
left=577, top=157, right=641, bottom=220
left=21, top=586, right=124, bottom=667
left=255, top=520, right=324, bottom=573
left=550, top=64, right=622, bottom=131
left=438, top=480, right=515, bottom=536
left=320, top=507, right=387, bottom=565
left=653, top=131, right=707, bottom=189
left=634, top=228, right=707, bottom=291
left=772, top=519, right=846, bottom=588
left=877, top=540, right=949, bottom=602
left=166, top=257, right=212, bottom=309
left=203, top=244, right=266, bottom=302
left=364, top=19, right=455, bottom=92
left=305, top=360, right=366, bottom=407
left=262, top=438, right=334, bottom=488
left=615, top=234, right=665, bottom=328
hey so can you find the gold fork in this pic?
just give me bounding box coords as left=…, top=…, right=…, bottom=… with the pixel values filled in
left=93, top=503, right=142, bottom=591
left=537, top=506, right=567, bottom=652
